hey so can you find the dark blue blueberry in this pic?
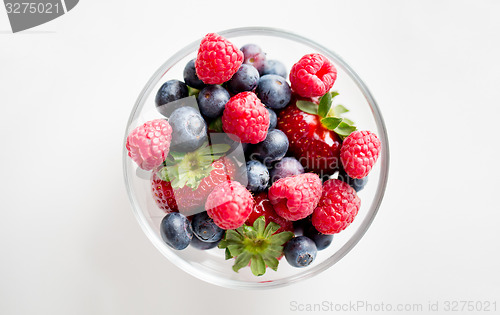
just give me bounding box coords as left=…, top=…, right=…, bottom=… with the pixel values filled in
left=191, top=211, right=225, bottom=243
left=169, top=106, right=207, bottom=152
left=256, top=74, right=291, bottom=109
left=284, top=236, right=317, bottom=268
left=266, top=107, right=277, bottom=131
left=303, top=224, right=333, bottom=251
left=240, top=44, right=266, bottom=73
left=197, top=85, right=230, bottom=118
left=261, top=60, right=287, bottom=78
left=292, top=217, right=312, bottom=236
left=190, top=235, right=220, bottom=250
left=245, top=160, right=270, bottom=193
left=160, top=213, right=193, bottom=250
left=155, top=80, right=189, bottom=108
left=183, top=59, right=206, bottom=90
left=337, top=169, right=368, bottom=192
left=227, top=64, right=260, bottom=94
left=251, top=129, right=289, bottom=166
left=270, top=157, right=304, bottom=183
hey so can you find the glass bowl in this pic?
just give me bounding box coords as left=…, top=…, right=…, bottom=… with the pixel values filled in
left=123, top=27, right=389, bottom=289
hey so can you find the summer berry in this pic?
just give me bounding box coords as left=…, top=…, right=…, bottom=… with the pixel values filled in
left=289, top=53, right=337, bottom=98
left=156, top=144, right=236, bottom=215
left=219, top=216, right=294, bottom=276
left=284, top=236, right=318, bottom=268
left=190, top=235, right=220, bottom=250
left=195, top=33, right=243, bottom=85
left=151, top=171, right=178, bottom=213
left=183, top=59, right=206, bottom=90
left=251, top=129, right=289, bottom=166
left=256, top=74, right=292, bottom=109
left=340, top=130, right=381, bottom=179
left=266, top=107, right=277, bottom=131
left=227, top=64, right=260, bottom=94
left=205, top=180, right=254, bottom=230
left=312, top=179, right=361, bottom=234
left=197, top=85, right=230, bottom=119
left=268, top=173, right=322, bottom=221
left=240, top=44, right=266, bottom=73
left=191, top=211, right=225, bottom=243
left=126, top=119, right=172, bottom=171
left=245, top=160, right=269, bottom=193
left=160, top=212, right=193, bottom=250
left=169, top=106, right=207, bottom=152
left=155, top=80, right=189, bottom=116
left=303, top=223, right=333, bottom=250
left=269, top=157, right=305, bottom=184
left=222, top=91, right=269, bottom=144
left=277, top=98, right=342, bottom=175
left=261, top=59, right=287, bottom=78
left=246, top=192, right=294, bottom=234
left=337, top=168, right=368, bottom=192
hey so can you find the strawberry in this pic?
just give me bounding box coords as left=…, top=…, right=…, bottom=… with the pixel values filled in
left=246, top=192, right=294, bottom=234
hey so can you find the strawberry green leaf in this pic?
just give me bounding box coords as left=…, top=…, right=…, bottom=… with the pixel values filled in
left=224, top=248, right=232, bottom=260
left=188, top=86, right=200, bottom=97
left=263, top=221, right=280, bottom=239
left=334, top=121, right=357, bottom=137
left=320, top=117, right=343, bottom=130
left=232, top=251, right=252, bottom=272
left=224, top=229, right=244, bottom=242
left=270, top=231, right=294, bottom=245
left=209, top=143, right=230, bottom=155
left=262, top=254, right=279, bottom=271
left=250, top=255, right=266, bottom=276
left=227, top=244, right=244, bottom=257
left=318, top=92, right=333, bottom=118
left=253, top=216, right=266, bottom=236
left=208, top=117, right=223, bottom=132
left=334, top=104, right=349, bottom=115
left=296, top=100, right=318, bottom=115
left=342, top=118, right=355, bottom=125
left=243, top=225, right=257, bottom=239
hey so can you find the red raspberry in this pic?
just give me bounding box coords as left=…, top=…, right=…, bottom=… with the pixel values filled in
left=340, top=130, right=381, bottom=179
left=126, top=119, right=172, bottom=171
left=312, top=179, right=361, bottom=234
left=246, top=192, right=294, bottom=234
left=195, top=33, right=244, bottom=85
left=206, top=181, right=254, bottom=230
left=222, top=91, right=269, bottom=144
left=268, top=173, right=322, bottom=221
left=289, top=53, right=337, bottom=98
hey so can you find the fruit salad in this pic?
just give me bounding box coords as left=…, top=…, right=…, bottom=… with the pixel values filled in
left=126, top=32, right=381, bottom=276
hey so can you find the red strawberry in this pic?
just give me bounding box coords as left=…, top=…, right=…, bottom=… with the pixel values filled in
left=246, top=192, right=294, bottom=234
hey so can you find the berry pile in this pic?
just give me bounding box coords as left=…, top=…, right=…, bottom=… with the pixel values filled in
left=126, top=33, right=382, bottom=276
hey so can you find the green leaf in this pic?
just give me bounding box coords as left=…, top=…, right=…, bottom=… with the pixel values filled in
left=296, top=100, right=318, bottom=115
left=227, top=244, right=244, bottom=257
left=318, top=92, right=333, bottom=118
left=224, top=248, right=232, bottom=260
left=208, top=117, right=223, bottom=133
left=334, top=104, right=349, bottom=115
left=320, top=117, right=343, bottom=130
left=243, top=225, right=257, bottom=239
left=209, top=143, right=230, bottom=155
left=250, top=255, right=266, bottom=276
left=253, top=216, right=266, bottom=236
left=263, top=221, right=280, bottom=239
left=342, top=118, right=355, bottom=125
left=262, top=253, right=279, bottom=271
left=225, top=229, right=244, bottom=242
left=334, top=121, right=357, bottom=137
left=188, top=86, right=200, bottom=97
left=232, top=251, right=252, bottom=272
left=270, top=231, right=294, bottom=245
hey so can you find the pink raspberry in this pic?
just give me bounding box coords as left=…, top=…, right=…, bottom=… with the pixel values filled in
left=340, top=130, right=381, bottom=179
left=222, top=92, right=269, bottom=144
left=268, top=173, right=322, bottom=221
left=312, top=179, right=361, bottom=234
left=289, top=53, right=337, bottom=98
left=195, top=33, right=244, bottom=85
left=206, top=181, right=254, bottom=230
left=126, top=119, right=172, bottom=171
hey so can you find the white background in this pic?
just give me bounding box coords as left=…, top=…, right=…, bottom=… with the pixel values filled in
left=1, top=1, right=499, bottom=314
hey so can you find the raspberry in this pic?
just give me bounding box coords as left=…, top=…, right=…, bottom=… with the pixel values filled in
left=340, top=130, right=381, bottom=179
left=222, top=91, right=269, bottom=144
left=126, top=119, right=172, bottom=171
left=289, top=53, right=337, bottom=98
left=312, top=179, right=361, bottom=234
left=206, top=181, right=254, bottom=230
left=246, top=192, right=294, bottom=234
left=195, top=33, right=244, bottom=85
left=268, top=173, right=322, bottom=221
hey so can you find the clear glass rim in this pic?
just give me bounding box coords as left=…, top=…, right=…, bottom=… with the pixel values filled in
left=122, top=26, right=390, bottom=290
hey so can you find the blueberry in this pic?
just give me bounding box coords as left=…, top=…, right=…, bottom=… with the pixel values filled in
left=251, top=129, right=289, bottom=166
left=337, top=169, right=368, bottom=192
left=160, top=213, right=193, bottom=250
left=190, top=235, right=220, bottom=250
left=303, top=224, right=333, bottom=251
left=169, top=106, right=207, bottom=152
left=227, top=64, right=260, bottom=94
left=261, top=60, right=287, bottom=78
left=183, top=59, right=206, bottom=90
left=284, top=236, right=317, bottom=268
left=256, top=74, right=291, bottom=109
left=197, top=85, right=230, bottom=118
left=155, top=80, right=189, bottom=108
left=266, top=107, right=277, bottom=131
left=240, top=44, right=266, bottom=73
left=245, top=160, right=270, bottom=193
left=270, top=157, right=304, bottom=183
left=191, top=211, right=224, bottom=243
